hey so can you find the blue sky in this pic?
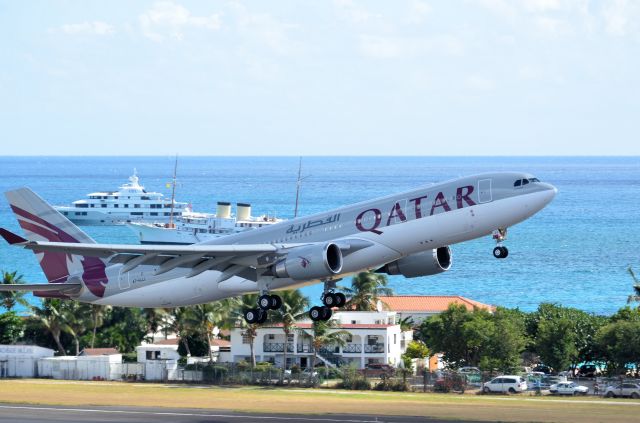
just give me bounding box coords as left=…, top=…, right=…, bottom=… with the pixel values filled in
left=0, top=0, right=638, bottom=155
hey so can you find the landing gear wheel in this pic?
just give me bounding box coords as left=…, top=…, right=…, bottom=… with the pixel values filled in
left=493, top=246, right=509, bottom=259
left=334, top=292, right=346, bottom=307
left=320, top=306, right=332, bottom=321
left=256, top=309, right=268, bottom=324
left=309, top=306, right=322, bottom=322
left=270, top=294, right=282, bottom=310
left=322, top=292, right=337, bottom=307
left=258, top=294, right=272, bottom=310
left=244, top=308, right=259, bottom=324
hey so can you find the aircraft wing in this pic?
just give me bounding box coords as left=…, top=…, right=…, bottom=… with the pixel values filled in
left=1, top=226, right=375, bottom=282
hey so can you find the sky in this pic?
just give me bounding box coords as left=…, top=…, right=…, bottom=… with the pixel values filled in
left=0, top=0, right=639, bottom=156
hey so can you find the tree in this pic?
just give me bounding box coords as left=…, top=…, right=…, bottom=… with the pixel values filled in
left=596, top=319, right=640, bottom=376
left=402, top=340, right=430, bottom=369
left=480, top=308, right=527, bottom=373
left=59, top=302, right=92, bottom=355
left=535, top=317, right=577, bottom=372
left=0, top=311, right=25, bottom=344
left=186, top=299, right=239, bottom=361
left=627, top=266, right=640, bottom=305
left=342, top=271, right=393, bottom=311
left=164, top=307, right=196, bottom=357
left=237, top=294, right=260, bottom=368
left=141, top=308, right=168, bottom=344
left=1, top=271, right=27, bottom=311
left=419, top=304, right=476, bottom=368
left=89, top=305, right=111, bottom=349
left=302, top=318, right=348, bottom=373
left=269, top=290, right=309, bottom=379
left=93, top=307, right=147, bottom=353
left=32, top=299, right=67, bottom=354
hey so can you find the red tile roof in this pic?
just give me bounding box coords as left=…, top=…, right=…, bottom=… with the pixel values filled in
left=79, top=348, right=119, bottom=356
left=153, top=338, right=180, bottom=345
left=379, top=296, right=495, bottom=313
left=211, top=339, right=231, bottom=347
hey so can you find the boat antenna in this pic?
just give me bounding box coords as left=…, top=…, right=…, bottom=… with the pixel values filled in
left=293, top=157, right=310, bottom=218
left=168, top=154, right=178, bottom=228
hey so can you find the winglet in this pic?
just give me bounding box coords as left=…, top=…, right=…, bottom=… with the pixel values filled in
left=0, top=228, right=28, bottom=245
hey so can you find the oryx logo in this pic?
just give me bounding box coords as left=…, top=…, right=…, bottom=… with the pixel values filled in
left=299, top=256, right=310, bottom=268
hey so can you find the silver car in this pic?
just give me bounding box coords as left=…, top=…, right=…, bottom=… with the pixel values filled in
left=604, top=383, right=640, bottom=399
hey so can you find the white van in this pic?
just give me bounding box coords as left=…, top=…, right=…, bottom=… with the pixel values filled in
left=483, top=375, right=528, bottom=394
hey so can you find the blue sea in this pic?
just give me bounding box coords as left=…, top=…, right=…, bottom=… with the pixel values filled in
left=1, top=156, right=638, bottom=316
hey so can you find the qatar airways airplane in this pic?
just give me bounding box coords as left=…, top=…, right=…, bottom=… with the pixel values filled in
left=0, top=172, right=556, bottom=323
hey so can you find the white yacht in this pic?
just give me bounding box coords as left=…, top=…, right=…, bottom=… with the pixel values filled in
left=55, top=170, right=188, bottom=226
left=128, top=202, right=282, bottom=244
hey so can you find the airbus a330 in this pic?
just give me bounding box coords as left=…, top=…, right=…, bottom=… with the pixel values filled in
left=0, top=172, right=556, bottom=323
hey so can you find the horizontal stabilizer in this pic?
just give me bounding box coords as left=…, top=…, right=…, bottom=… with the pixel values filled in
left=0, top=228, right=28, bottom=245
left=0, top=283, right=81, bottom=293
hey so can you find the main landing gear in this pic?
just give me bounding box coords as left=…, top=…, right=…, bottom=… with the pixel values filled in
left=243, top=293, right=282, bottom=324
left=309, top=281, right=347, bottom=322
left=492, top=228, right=509, bottom=259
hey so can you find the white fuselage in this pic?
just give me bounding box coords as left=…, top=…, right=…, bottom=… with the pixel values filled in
left=85, top=173, right=556, bottom=307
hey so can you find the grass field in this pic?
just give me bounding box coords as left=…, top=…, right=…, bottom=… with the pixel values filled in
left=1, top=379, right=639, bottom=422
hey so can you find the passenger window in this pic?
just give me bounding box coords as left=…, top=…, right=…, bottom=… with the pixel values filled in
left=514, top=180, right=522, bottom=188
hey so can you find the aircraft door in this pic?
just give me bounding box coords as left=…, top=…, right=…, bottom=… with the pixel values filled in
left=118, top=267, right=130, bottom=290
left=478, top=179, right=492, bottom=203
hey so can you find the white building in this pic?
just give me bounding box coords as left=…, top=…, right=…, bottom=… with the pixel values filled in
left=229, top=310, right=412, bottom=369
left=37, top=352, right=123, bottom=381
left=0, top=345, right=54, bottom=378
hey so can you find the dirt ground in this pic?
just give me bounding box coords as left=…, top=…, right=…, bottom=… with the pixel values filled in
left=1, top=379, right=639, bottom=423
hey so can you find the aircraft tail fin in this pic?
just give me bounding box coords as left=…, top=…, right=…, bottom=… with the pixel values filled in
left=4, top=187, right=100, bottom=284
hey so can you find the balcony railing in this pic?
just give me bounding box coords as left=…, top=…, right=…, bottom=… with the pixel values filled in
left=263, top=343, right=294, bottom=353
left=342, top=344, right=362, bottom=353
left=364, top=344, right=385, bottom=353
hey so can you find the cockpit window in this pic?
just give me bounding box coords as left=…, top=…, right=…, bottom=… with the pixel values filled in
left=522, top=179, right=530, bottom=186
left=514, top=180, right=522, bottom=187
left=529, top=177, right=540, bottom=183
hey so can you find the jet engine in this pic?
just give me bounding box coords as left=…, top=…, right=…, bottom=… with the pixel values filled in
left=273, top=242, right=343, bottom=281
left=377, top=247, right=452, bottom=278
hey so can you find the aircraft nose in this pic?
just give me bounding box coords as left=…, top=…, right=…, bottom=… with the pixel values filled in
left=540, top=183, right=558, bottom=202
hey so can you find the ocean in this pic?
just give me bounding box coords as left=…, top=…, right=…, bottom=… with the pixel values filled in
left=0, top=156, right=638, bottom=316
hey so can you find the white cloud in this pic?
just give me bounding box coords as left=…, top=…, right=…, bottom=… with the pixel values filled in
left=534, top=16, right=573, bottom=36
left=139, top=1, right=221, bottom=42
left=523, top=0, right=563, bottom=13
left=465, top=75, right=495, bottom=91
left=60, top=21, right=115, bottom=36
left=601, top=0, right=640, bottom=36
left=232, top=4, right=299, bottom=55
left=474, top=0, right=518, bottom=21
left=358, top=33, right=464, bottom=59
left=408, top=0, right=432, bottom=24
left=334, top=0, right=381, bottom=24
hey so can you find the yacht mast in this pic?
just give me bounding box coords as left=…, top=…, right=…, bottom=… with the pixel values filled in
left=168, top=155, right=178, bottom=228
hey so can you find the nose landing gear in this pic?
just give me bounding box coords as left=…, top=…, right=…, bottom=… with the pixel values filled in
left=492, top=228, right=509, bottom=259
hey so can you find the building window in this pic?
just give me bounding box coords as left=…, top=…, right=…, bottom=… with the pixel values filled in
left=268, top=334, right=275, bottom=340
left=346, top=334, right=353, bottom=343
left=394, top=334, right=397, bottom=344
left=146, top=350, right=160, bottom=360
left=242, top=334, right=252, bottom=344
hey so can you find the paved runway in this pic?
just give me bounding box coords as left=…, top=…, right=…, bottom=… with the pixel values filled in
left=0, top=404, right=481, bottom=423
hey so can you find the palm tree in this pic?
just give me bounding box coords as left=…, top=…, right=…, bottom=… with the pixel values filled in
left=89, top=305, right=112, bottom=349
left=302, top=319, right=349, bottom=374
left=1, top=270, right=27, bottom=311
left=269, top=290, right=309, bottom=380
left=141, top=307, right=168, bottom=344
left=32, top=299, right=67, bottom=354
left=627, top=266, right=640, bottom=305
left=236, top=294, right=261, bottom=368
left=342, top=271, right=393, bottom=311
left=187, top=299, right=239, bottom=362
left=164, top=307, right=196, bottom=356
left=59, top=302, right=91, bottom=355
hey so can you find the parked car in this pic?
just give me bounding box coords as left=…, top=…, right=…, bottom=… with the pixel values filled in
left=532, top=364, right=553, bottom=374
left=483, top=376, right=528, bottom=394
left=549, top=382, right=589, bottom=396
left=360, top=363, right=395, bottom=377
left=604, top=383, right=640, bottom=399
left=457, top=366, right=481, bottom=374
left=578, top=364, right=599, bottom=378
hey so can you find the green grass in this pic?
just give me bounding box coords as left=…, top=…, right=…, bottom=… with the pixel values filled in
left=1, top=379, right=638, bottom=422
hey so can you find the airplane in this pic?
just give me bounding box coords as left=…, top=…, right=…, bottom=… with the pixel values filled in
left=0, top=172, right=556, bottom=324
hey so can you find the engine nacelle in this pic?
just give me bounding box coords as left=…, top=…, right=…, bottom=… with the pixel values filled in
left=377, top=247, right=452, bottom=278
left=273, top=242, right=343, bottom=281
